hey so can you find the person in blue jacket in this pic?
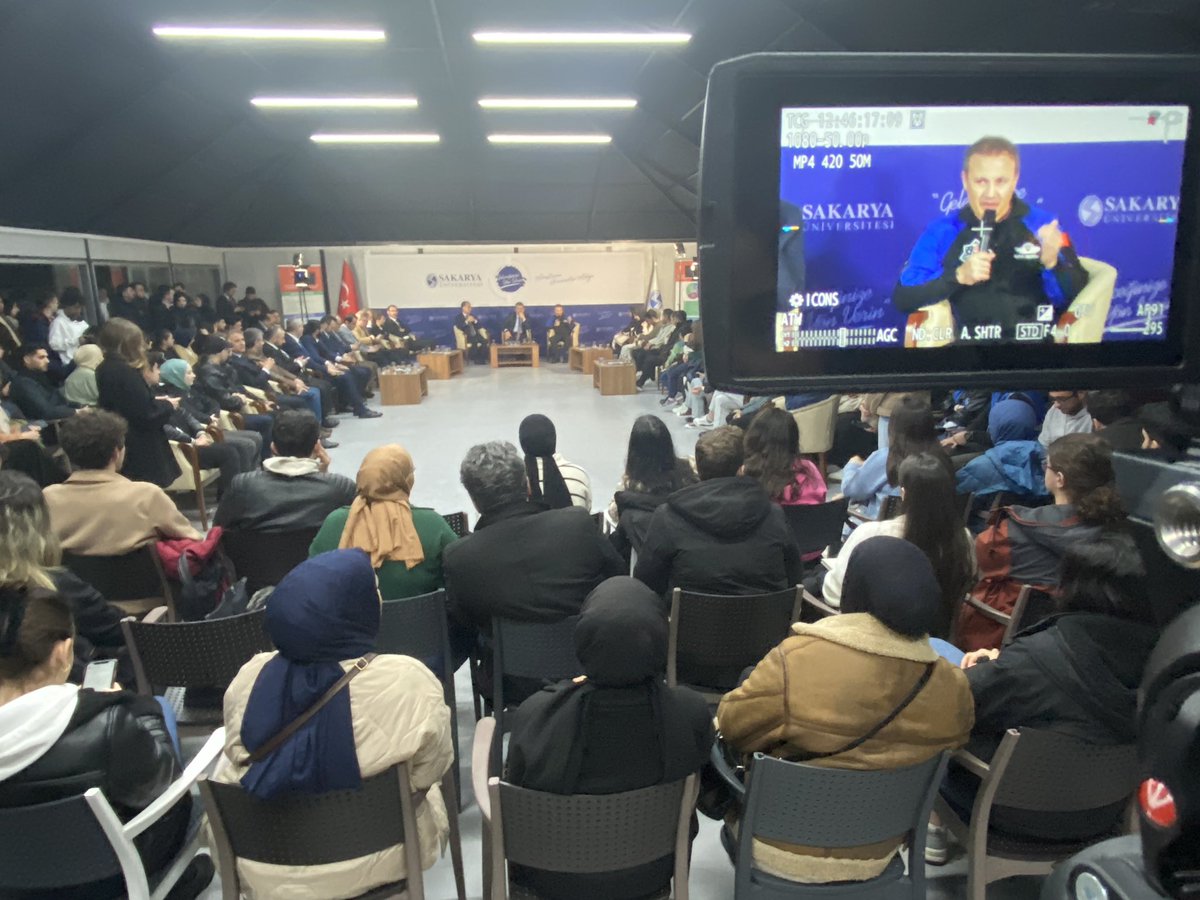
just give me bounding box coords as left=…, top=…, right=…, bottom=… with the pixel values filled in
left=956, top=398, right=1049, bottom=530
left=893, top=136, right=1089, bottom=341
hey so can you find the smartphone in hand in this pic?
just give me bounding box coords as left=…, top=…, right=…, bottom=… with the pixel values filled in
left=82, top=658, right=118, bottom=691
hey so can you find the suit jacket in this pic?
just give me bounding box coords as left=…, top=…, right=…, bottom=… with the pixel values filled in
left=215, top=294, right=237, bottom=324
left=264, top=340, right=303, bottom=377
left=502, top=314, right=534, bottom=341
left=44, top=470, right=200, bottom=554
left=228, top=353, right=272, bottom=390
left=95, top=357, right=180, bottom=486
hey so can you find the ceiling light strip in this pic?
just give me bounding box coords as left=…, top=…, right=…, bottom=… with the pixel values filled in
left=153, top=26, right=386, bottom=41
left=311, top=133, right=440, bottom=144
left=253, top=97, right=418, bottom=109
left=488, top=134, right=613, bottom=145
left=478, top=97, right=637, bottom=109
left=473, top=31, right=690, bottom=45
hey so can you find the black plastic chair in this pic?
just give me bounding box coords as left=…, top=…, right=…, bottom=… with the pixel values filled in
left=958, top=584, right=1054, bottom=647
left=472, top=717, right=699, bottom=900
left=878, top=491, right=973, bottom=524
left=442, top=511, right=470, bottom=538
left=62, top=546, right=175, bottom=619
left=221, top=527, right=320, bottom=594
left=201, top=762, right=466, bottom=900
left=121, top=607, right=273, bottom=733
left=934, top=728, right=1138, bottom=900
left=0, top=728, right=224, bottom=900
left=667, top=587, right=802, bottom=702
left=711, top=747, right=949, bottom=900
left=782, top=497, right=850, bottom=558
left=376, top=589, right=464, bottom=808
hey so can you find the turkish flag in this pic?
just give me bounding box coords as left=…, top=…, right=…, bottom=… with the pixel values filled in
left=338, top=260, right=360, bottom=316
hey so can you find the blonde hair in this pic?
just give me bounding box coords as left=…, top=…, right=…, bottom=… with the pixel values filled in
left=0, top=472, right=59, bottom=591
left=98, top=317, right=147, bottom=369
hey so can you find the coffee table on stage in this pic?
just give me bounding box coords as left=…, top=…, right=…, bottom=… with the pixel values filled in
left=569, top=345, right=612, bottom=375
left=490, top=343, right=540, bottom=368
left=593, top=359, right=637, bottom=396
left=379, top=366, right=428, bottom=406
left=416, top=349, right=464, bottom=380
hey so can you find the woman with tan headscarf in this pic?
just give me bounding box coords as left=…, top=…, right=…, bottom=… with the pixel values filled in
left=308, top=444, right=459, bottom=600
left=62, top=343, right=103, bottom=407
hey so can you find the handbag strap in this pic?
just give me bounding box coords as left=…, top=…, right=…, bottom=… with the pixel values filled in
left=791, top=662, right=937, bottom=763
left=247, top=653, right=377, bottom=764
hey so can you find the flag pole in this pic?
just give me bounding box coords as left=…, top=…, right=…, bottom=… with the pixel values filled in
left=319, top=250, right=332, bottom=315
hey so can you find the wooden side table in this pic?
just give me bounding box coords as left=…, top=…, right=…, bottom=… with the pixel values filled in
left=417, top=349, right=464, bottom=380
left=593, top=360, right=637, bottom=396
left=379, top=366, right=428, bottom=406
left=490, top=343, right=540, bottom=368
left=569, top=345, right=612, bottom=375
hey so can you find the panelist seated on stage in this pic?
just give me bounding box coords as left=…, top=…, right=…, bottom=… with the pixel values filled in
left=892, top=135, right=1092, bottom=344
left=545, top=305, right=578, bottom=363
left=501, top=302, right=535, bottom=344
left=380, top=306, right=434, bottom=354
left=453, top=301, right=490, bottom=363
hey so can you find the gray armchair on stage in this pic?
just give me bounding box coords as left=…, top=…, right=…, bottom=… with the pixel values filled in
left=903, top=257, right=1117, bottom=347
left=0, top=729, right=226, bottom=900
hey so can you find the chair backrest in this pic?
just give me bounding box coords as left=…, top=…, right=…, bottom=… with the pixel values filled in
left=493, top=616, right=582, bottom=683
left=376, top=590, right=453, bottom=683
left=990, top=728, right=1138, bottom=813
left=782, top=497, right=850, bottom=556
left=121, top=608, right=273, bottom=695
left=201, top=763, right=418, bottom=870
left=738, top=752, right=948, bottom=889
left=491, top=775, right=697, bottom=875
left=221, top=527, right=321, bottom=594
left=62, top=546, right=172, bottom=608
left=792, top=395, right=840, bottom=455
left=668, top=587, right=800, bottom=685
left=1002, top=585, right=1056, bottom=645
left=881, top=491, right=973, bottom=523
left=442, top=511, right=470, bottom=538
left=0, top=791, right=123, bottom=890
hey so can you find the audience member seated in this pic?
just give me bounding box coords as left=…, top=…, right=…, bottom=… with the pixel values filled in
left=956, top=397, right=1048, bottom=529
left=1137, top=400, right=1195, bottom=462
left=717, top=537, right=973, bottom=884
left=659, top=324, right=702, bottom=405
left=299, top=321, right=380, bottom=419
left=62, top=343, right=102, bottom=407
left=544, top=304, right=575, bottom=364
left=213, top=410, right=353, bottom=533
left=1039, top=390, right=1093, bottom=447
left=261, top=324, right=339, bottom=431
left=236, top=328, right=325, bottom=423
left=453, top=301, right=490, bottom=364
left=741, top=407, right=827, bottom=510
left=10, top=344, right=78, bottom=421
left=824, top=454, right=977, bottom=638
left=213, top=549, right=453, bottom=898
left=518, top=413, right=592, bottom=510
left=0, top=387, right=66, bottom=487
left=319, top=315, right=379, bottom=389
left=44, top=410, right=200, bottom=555
left=158, top=358, right=260, bottom=486
left=860, top=391, right=929, bottom=451
left=351, top=310, right=407, bottom=365
left=443, top=441, right=624, bottom=700
left=96, top=318, right=181, bottom=487
left=842, top=396, right=950, bottom=519
left=0, top=471, right=129, bottom=683
left=505, top=577, right=715, bottom=900
left=943, top=532, right=1157, bottom=846
left=608, top=414, right=698, bottom=562
left=310, top=444, right=457, bottom=601
left=48, top=289, right=88, bottom=366
left=192, top=334, right=275, bottom=449
left=633, top=309, right=689, bottom=389
left=618, top=308, right=671, bottom=363
left=956, top=432, right=1127, bottom=651
left=0, top=587, right=205, bottom=900
left=1087, top=389, right=1144, bottom=453
left=611, top=307, right=646, bottom=352
left=634, top=425, right=802, bottom=608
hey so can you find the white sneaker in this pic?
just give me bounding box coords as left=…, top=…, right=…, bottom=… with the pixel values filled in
left=673, top=404, right=689, bottom=416
left=686, top=417, right=714, bottom=429
left=924, top=825, right=949, bottom=866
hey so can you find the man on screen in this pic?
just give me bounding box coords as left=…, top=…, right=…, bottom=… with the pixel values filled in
left=892, top=136, right=1089, bottom=341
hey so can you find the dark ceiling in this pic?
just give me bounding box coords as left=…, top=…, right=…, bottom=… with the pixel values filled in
left=1, top=0, right=1199, bottom=246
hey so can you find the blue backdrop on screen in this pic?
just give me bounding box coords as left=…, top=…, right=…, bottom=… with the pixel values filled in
left=778, top=141, right=1185, bottom=344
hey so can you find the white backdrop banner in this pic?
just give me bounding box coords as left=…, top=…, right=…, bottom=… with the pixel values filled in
left=365, top=250, right=646, bottom=309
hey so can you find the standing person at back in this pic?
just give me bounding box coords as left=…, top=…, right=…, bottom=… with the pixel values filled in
left=442, top=441, right=624, bottom=702
left=634, top=426, right=801, bottom=602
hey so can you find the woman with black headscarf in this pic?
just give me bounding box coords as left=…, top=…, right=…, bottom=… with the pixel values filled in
left=506, top=576, right=714, bottom=899
left=518, top=412, right=593, bottom=510
left=213, top=549, right=454, bottom=899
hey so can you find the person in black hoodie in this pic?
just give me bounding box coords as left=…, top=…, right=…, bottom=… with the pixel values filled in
left=949, top=531, right=1159, bottom=841
left=0, top=586, right=210, bottom=899
left=506, top=577, right=715, bottom=900
left=634, top=425, right=802, bottom=602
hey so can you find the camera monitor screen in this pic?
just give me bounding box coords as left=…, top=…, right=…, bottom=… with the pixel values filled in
left=699, top=55, right=1200, bottom=393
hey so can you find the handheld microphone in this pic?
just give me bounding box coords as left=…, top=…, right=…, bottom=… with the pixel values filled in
left=978, top=209, right=996, bottom=254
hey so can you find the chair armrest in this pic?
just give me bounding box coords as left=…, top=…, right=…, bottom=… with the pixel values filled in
left=708, top=741, right=746, bottom=800
left=949, top=747, right=992, bottom=780
left=125, top=727, right=225, bottom=840
left=142, top=606, right=170, bottom=624
left=960, top=593, right=1011, bottom=626
left=472, top=717, right=497, bottom=822
left=802, top=589, right=839, bottom=618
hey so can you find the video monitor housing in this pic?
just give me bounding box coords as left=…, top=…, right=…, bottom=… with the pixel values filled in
left=698, top=53, right=1200, bottom=393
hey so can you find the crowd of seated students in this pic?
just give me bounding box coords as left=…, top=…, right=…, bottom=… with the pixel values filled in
left=0, top=293, right=1195, bottom=898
